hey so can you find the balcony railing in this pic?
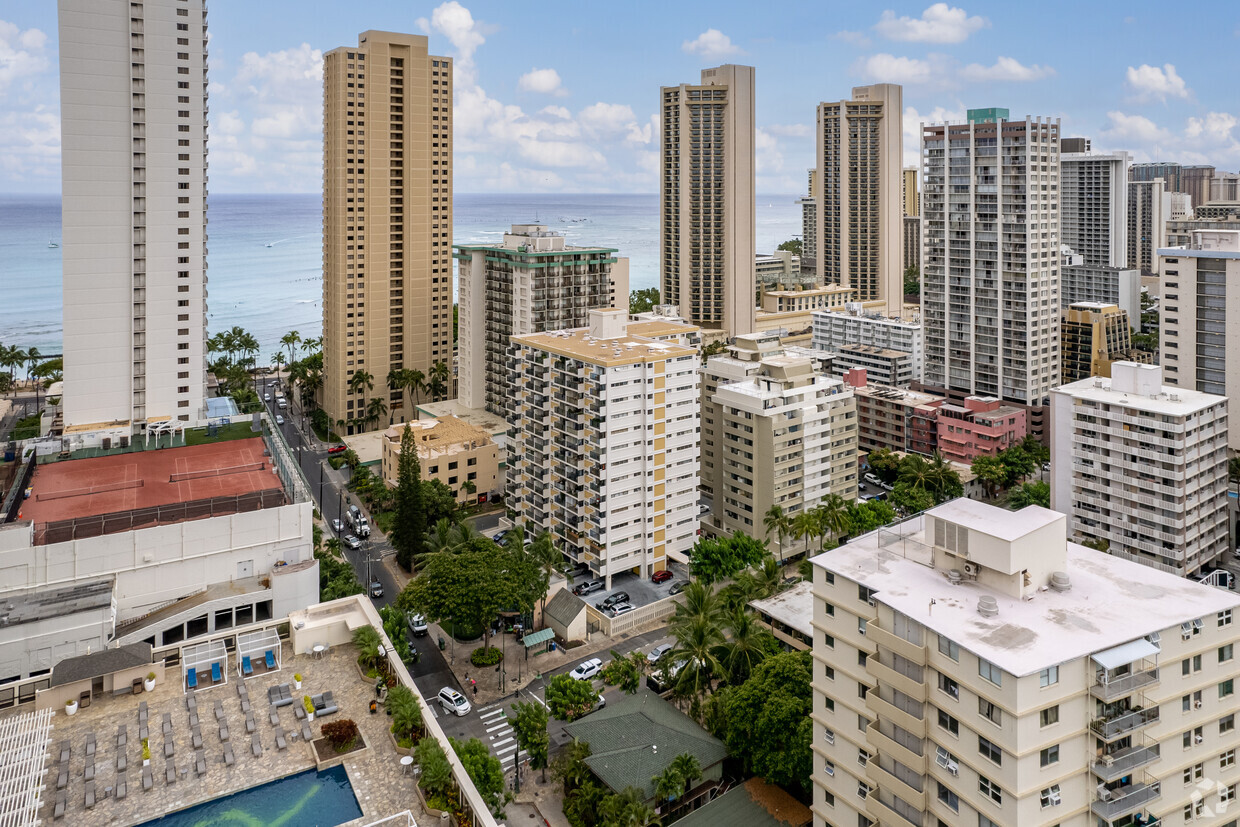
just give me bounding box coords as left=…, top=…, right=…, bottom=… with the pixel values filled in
left=1092, top=744, right=1160, bottom=782
left=1091, top=781, right=1161, bottom=821
left=1091, top=667, right=1160, bottom=702
left=1090, top=708, right=1159, bottom=741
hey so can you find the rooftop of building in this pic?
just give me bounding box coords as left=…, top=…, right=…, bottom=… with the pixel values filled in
left=1055, top=362, right=1227, bottom=415
left=382, top=416, right=495, bottom=454
left=19, top=437, right=283, bottom=527
left=414, top=399, right=509, bottom=438
left=837, top=344, right=909, bottom=358
left=749, top=581, right=813, bottom=637
left=851, top=383, right=943, bottom=406
left=813, top=306, right=922, bottom=327
left=763, top=285, right=853, bottom=298
left=626, top=319, right=701, bottom=340
left=674, top=778, right=812, bottom=827
left=0, top=579, right=114, bottom=629
left=813, top=502, right=1240, bottom=676
left=513, top=325, right=698, bottom=367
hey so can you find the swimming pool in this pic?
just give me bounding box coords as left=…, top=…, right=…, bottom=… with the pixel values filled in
left=138, top=765, right=363, bottom=827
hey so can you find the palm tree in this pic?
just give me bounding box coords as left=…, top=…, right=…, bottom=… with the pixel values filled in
left=386, top=368, right=406, bottom=422
left=652, top=767, right=683, bottom=810
left=528, top=532, right=565, bottom=620
left=668, top=753, right=701, bottom=799
left=667, top=616, right=724, bottom=702
left=0, top=345, right=24, bottom=395
left=365, top=396, right=388, bottom=430
left=24, top=347, right=41, bottom=390
left=427, top=360, right=450, bottom=401
left=386, top=684, right=422, bottom=741
left=753, top=555, right=785, bottom=598
left=763, top=504, right=791, bottom=559
left=348, top=369, right=375, bottom=434
left=716, top=606, right=775, bottom=685
left=352, top=625, right=383, bottom=671
left=281, top=330, right=302, bottom=366
left=899, top=453, right=932, bottom=493
left=270, top=351, right=284, bottom=384
left=669, top=580, right=722, bottom=631
left=460, top=479, right=476, bottom=502
left=792, top=511, right=818, bottom=555
left=408, top=368, right=426, bottom=412
left=814, top=493, right=850, bottom=549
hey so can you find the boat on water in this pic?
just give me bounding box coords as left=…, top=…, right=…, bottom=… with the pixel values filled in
left=48, top=240, right=59, bottom=248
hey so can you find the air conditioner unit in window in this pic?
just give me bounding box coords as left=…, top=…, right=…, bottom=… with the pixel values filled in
left=946, top=760, right=959, bottom=776
left=1197, top=735, right=1205, bottom=744
left=1196, top=701, right=1204, bottom=709
left=1049, top=792, right=1062, bottom=806
left=963, top=562, right=978, bottom=576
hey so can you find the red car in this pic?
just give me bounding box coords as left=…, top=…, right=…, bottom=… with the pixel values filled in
left=327, top=445, right=347, bottom=455
left=651, top=569, right=674, bottom=584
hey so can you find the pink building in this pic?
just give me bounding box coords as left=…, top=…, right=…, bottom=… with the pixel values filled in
left=935, top=396, right=1026, bottom=463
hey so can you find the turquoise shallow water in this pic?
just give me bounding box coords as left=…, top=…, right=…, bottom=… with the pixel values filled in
left=0, top=192, right=801, bottom=357
left=136, top=765, right=362, bottom=827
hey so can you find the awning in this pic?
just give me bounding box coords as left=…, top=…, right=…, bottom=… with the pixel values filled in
left=1092, top=638, right=1159, bottom=670
left=523, top=628, right=555, bottom=648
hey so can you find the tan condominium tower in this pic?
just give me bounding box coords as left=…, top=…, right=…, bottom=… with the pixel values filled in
left=661, top=64, right=756, bottom=338
left=816, top=84, right=904, bottom=315
left=322, top=31, right=453, bottom=435
left=58, top=0, right=210, bottom=438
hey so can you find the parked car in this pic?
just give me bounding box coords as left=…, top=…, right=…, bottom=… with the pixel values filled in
left=647, top=643, right=673, bottom=665
left=569, top=658, right=603, bottom=681
left=342, top=534, right=361, bottom=550
left=330, top=518, right=344, bottom=535
left=492, top=529, right=509, bottom=545
left=277, top=398, right=288, bottom=409
left=573, top=579, right=605, bottom=597
left=263, top=393, right=271, bottom=402
left=599, top=592, right=630, bottom=611
left=566, top=563, right=590, bottom=580
left=408, top=613, right=428, bottom=637
left=368, top=581, right=384, bottom=599
left=879, top=480, right=894, bottom=491
left=275, top=415, right=284, bottom=426
left=669, top=581, right=688, bottom=595
left=608, top=603, right=635, bottom=617
left=327, top=444, right=347, bottom=455
left=437, top=687, right=471, bottom=717
left=863, top=472, right=882, bottom=487
left=651, top=569, right=674, bottom=584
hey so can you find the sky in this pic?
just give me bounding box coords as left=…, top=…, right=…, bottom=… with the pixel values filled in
left=2, top=1, right=1239, bottom=195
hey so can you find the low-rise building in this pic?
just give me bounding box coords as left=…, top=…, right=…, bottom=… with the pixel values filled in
left=749, top=580, right=812, bottom=651
left=1060, top=302, right=1147, bottom=384
left=935, top=396, right=1026, bottom=463
left=380, top=416, right=500, bottom=504
left=1051, top=361, right=1229, bottom=576
left=755, top=249, right=814, bottom=296
left=811, top=498, right=1240, bottom=827
left=755, top=284, right=854, bottom=340
left=843, top=368, right=945, bottom=455
left=812, top=304, right=923, bottom=384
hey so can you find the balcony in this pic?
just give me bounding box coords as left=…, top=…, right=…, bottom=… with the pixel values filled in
left=1090, top=708, right=1159, bottom=741
left=1091, top=782, right=1161, bottom=822
left=1092, top=744, right=1160, bottom=783
left=1091, top=667, right=1159, bottom=702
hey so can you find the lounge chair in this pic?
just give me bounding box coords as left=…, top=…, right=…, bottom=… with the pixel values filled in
left=85, top=733, right=96, bottom=757
left=275, top=727, right=287, bottom=751
left=117, top=753, right=127, bottom=772
left=187, top=670, right=198, bottom=690
left=163, top=713, right=173, bottom=735
left=189, top=711, right=199, bottom=728
left=191, top=727, right=203, bottom=751
left=195, top=751, right=207, bottom=777
left=219, top=722, right=229, bottom=742
left=84, top=780, right=95, bottom=810
left=237, top=682, right=248, bottom=698
left=300, top=721, right=312, bottom=742
left=224, top=743, right=235, bottom=766
left=53, top=791, right=66, bottom=820
left=115, top=773, right=127, bottom=800
left=117, top=724, right=127, bottom=748
left=315, top=691, right=338, bottom=716
left=186, top=695, right=197, bottom=711
left=164, top=736, right=174, bottom=759
left=241, top=698, right=251, bottom=714
left=215, top=700, right=225, bottom=720
left=269, top=706, right=280, bottom=726
left=242, top=656, right=253, bottom=676
left=294, top=704, right=305, bottom=720
left=56, top=765, right=68, bottom=790
left=58, top=742, right=70, bottom=763
left=265, top=650, right=276, bottom=669
left=84, top=758, right=95, bottom=782
left=139, top=723, right=148, bottom=741
left=138, top=701, right=148, bottom=723
left=165, top=758, right=176, bottom=785
left=211, top=662, right=222, bottom=683
left=142, top=764, right=153, bottom=791
left=245, top=711, right=256, bottom=733
left=251, top=733, right=262, bottom=757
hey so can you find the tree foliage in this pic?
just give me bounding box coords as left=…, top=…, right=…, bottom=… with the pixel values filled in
left=904, top=264, right=920, bottom=297
left=689, top=532, right=768, bottom=585
left=546, top=674, right=600, bottom=721
left=970, top=454, right=1007, bottom=499
left=511, top=701, right=550, bottom=779
left=844, top=499, right=897, bottom=536
left=1008, top=480, right=1050, bottom=510
left=866, top=447, right=902, bottom=481
left=387, top=684, right=423, bottom=743
left=392, top=424, right=427, bottom=571
left=629, top=287, right=661, bottom=315
left=600, top=649, right=643, bottom=694
left=451, top=736, right=508, bottom=816
left=776, top=238, right=803, bottom=257
left=415, top=736, right=453, bottom=798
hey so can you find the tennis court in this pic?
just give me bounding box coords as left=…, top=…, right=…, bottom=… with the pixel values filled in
left=21, top=438, right=279, bottom=525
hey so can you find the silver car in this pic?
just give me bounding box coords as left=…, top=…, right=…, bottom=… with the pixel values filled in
left=647, top=644, right=673, bottom=665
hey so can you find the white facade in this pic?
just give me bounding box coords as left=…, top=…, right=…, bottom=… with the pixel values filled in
left=1159, top=230, right=1240, bottom=450
left=811, top=305, right=923, bottom=384
left=812, top=499, right=1240, bottom=827
left=921, top=113, right=1061, bottom=408
left=506, top=312, right=701, bottom=584
left=58, top=0, right=209, bottom=433
left=1128, top=179, right=1168, bottom=275
left=1050, top=362, right=1230, bottom=576
left=1060, top=150, right=1129, bottom=268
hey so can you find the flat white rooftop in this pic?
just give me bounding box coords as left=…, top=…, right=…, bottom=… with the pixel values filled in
left=1055, top=374, right=1226, bottom=416
left=749, top=581, right=813, bottom=637
left=813, top=513, right=1240, bottom=677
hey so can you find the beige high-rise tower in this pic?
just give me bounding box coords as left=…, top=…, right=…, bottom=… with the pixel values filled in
left=660, top=64, right=756, bottom=337
left=322, top=31, right=453, bottom=435
left=816, top=84, right=904, bottom=315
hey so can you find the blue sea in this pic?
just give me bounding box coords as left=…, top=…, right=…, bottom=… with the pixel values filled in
left=0, top=192, right=801, bottom=357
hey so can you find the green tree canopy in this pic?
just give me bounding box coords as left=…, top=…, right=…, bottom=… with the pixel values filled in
left=511, top=701, right=550, bottom=780
left=629, top=287, right=661, bottom=315
left=889, top=481, right=934, bottom=514
left=776, top=238, right=803, bottom=257
left=866, top=447, right=901, bottom=481
left=1008, top=480, right=1050, bottom=510
left=996, top=445, right=1035, bottom=488
left=689, top=532, right=768, bottom=585
left=844, top=499, right=897, bottom=537
left=450, top=736, right=508, bottom=816
left=970, top=454, right=1008, bottom=499
left=391, top=424, right=427, bottom=571
left=545, top=673, right=600, bottom=721
left=903, top=264, right=920, bottom=297
left=719, top=650, right=814, bottom=796
left=415, top=736, right=453, bottom=798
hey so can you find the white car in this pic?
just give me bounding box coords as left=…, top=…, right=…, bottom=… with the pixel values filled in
left=275, top=415, right=285, bottom=426
left=569, top=658, right=603, bottom=681
left=863, top=472, right=882, bottom=487
left=437, top=687, right=471, bottom=717
left=647, top=644, right=673, bottom=665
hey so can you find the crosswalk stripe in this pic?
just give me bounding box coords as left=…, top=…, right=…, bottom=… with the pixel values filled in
left=495, top=743, right=519, bottom=757
left=492, top=736, right=515, bottom=749
left=479, top=709, right=507, bottom=723
left=485, top=722, right=511, bottom=734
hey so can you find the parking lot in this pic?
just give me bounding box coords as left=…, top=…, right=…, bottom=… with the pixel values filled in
left=574, top=560, right=690, bottom=614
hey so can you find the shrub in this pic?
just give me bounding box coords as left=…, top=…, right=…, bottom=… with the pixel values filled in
left=146, top=671, right=156, bottom=682
left=141, top=739, right=150, bottom=762
left=321, top=718, right=360, bottom=753
left=294, top=673, right=303, bottom=682
left=416, top=736, right=453, bottom=798
left=470, top=646, right=503, bottom=667
left=303, top=695, right=316, bottom=716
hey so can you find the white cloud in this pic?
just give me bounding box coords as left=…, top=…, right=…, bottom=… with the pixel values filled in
left=1185, top=111, right=1237, bottom=142
left=517, top=68, right=567, bottom=97
left=959, top=57, right=1054, bottom=82
left=234, top=43, right=323, bottom=100
left=0, top=19, right=49, bottom=94
left=902, top=104, right=966, bottom=167
left=1096, top=109, right=1240, bottom=170
left=765, top=123, right=811, bottom=138
left=217, top=111, right=245, bottom=135
left=874, top=4, right=988, bottom=44
left=1099, top=110, right=1172, bottom=146
left=539, top=105, right=572, bottom=120
left=578, top=102, right=637, bottom=137
left=0, top=106, right=59, bottom=184
left=681, top=29, right=743, bottom=59
left=1125, top=63, right=1190, bottom=102
left=853, top=53, right=938, bottom=85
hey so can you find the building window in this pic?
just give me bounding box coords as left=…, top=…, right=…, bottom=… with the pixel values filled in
left=978, top=736, right=1002, bottom=765
left=937, top=709, right=959, bottom=736
left=1040, top=705, right=1059, bottom=727
left=979, top=699, right=1001, bottom=726
left=1039, top=744, right=1059, bottom=766
left=1185, top=763, right=1204, bottom=784
left=1222, top=644, right=1235, bottom=663
left=1222, top=749, right=1236, bottom=769
left=939, top=636, right=959, bottom=661
left=1220, top=609, right=1233, bottom=627
left=936, top=782, right=958, bottom=812
left=1039, top=785, right=1061, bottom=808
left=1184, top=726, right=1203, bottom=748
left=1184, top=655, right=1203, bottom=675
left=1222, top=784, right=1237, bottom=805
left=938, top=673, right=959, bottom=699
left=1039, top=666, right=1059, bottom=687
left=1222, top=680, right=1235, bottom=699
left=978, top=775, right=1003, bottom=805
left=978, top=659, right=1002, bottom=686
left=1222, top=715, right=1236, bottom=735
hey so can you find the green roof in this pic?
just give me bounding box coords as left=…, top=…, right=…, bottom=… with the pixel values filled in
left=522, top=627, right=555, bottom=648
left=542, top=589, right=586, bottom=629
left=562, top=689, right=726, bottom=800
left=674, top=778, right=811, bottom=827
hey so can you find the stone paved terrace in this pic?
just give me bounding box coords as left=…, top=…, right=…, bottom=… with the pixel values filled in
left=15, top=639, right=427, bottom=826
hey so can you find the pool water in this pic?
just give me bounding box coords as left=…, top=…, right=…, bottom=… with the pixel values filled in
left=138, top=765, right=363, bottom=827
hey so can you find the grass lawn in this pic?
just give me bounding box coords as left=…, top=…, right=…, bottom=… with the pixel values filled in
left=184, top=420, right=259, bottom=446
left=10, top=413, right=41, bottom=440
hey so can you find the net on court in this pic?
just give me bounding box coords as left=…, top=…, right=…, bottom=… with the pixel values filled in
left=36, top=479, right=145, bottom=501
left=169, top=461, right=266, bottom=483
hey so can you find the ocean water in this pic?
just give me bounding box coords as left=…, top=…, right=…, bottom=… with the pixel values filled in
left=0, top=192, right=801, bottom=357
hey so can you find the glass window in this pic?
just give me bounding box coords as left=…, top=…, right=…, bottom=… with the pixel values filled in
left=979, top=698, right=1002, bottom=726
left=978, top=735, right=1002, bottom=764
left=978, top=775, right=1003, bottom=805
left=978, top=659, right=1002, bottom=686
left=938, top=709, right=959, bottom=736
left=1039, top=666, right=1059, bottom=687
left=1038, top=785, right=1061, bottom=808
left=1040, top=705, right=1059, bottom=727
left=1039, top=744, right=1059, bottom=766
left=936, top=782, right=959, bottom=812
left=939, top=635, right=959, bottom=661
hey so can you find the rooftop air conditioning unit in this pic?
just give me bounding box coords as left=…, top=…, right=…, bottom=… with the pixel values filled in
left=963, top=562, right=978, bottom=577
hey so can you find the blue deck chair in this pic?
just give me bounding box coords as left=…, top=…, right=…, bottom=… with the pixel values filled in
left=186, top=670, right=198, bottom=690
left=265, top=650, right=276, bottom=670
left=242, top=656, right=253, bottom=676
left=211, top=662, right=222, bottom=683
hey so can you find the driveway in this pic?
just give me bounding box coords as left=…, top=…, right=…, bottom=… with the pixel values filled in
left=585, top=559, right=689, bottom=612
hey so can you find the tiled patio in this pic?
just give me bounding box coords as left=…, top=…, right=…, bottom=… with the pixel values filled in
left=21, top=640, right=428, bottom=826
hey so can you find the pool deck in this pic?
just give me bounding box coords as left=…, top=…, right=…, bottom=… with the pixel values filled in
left=19, top=641, right=426, bottom=826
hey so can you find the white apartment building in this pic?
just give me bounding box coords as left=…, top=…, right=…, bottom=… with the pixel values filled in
left=506, top=310, right=700, bottom=584
left=812, top=498, right=1240, bottom=827
left=1129, top=179, right=1169, bottom=275
left=454, top=225, right=628, bottom=415
left=1159, top=230, right=1240, bottom=450
left=802, top=168, right=820, bottom=275
left=921, top=109, right=1061, bottom=430
left=1050, top=362, right=1229, bottom=577
left=661, top=64, right=756, bottom=337
left=58, top=0, right=210, bottom=437
left=1060, top=248, right=1142, bottom=327
left=1060, top=149, right=1130, bottom=268
left=812, top=305, right=924, bottom=385
left=816, top=84, right=904, bottom=315
left=705, top=353, right=857, bottom=560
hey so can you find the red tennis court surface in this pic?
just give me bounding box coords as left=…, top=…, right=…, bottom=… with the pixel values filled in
left=22, top=438, right=281, bottom=524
